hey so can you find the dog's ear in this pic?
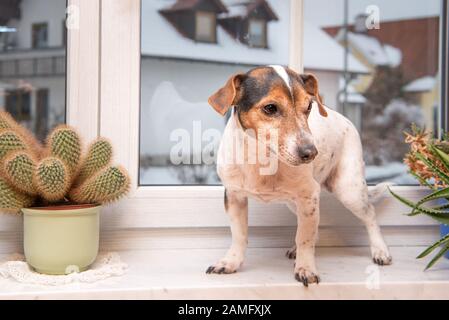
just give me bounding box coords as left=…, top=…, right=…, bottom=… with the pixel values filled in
left=208, top=74, right=244, bottom=116
left=300, top=73, right=328, bottom=117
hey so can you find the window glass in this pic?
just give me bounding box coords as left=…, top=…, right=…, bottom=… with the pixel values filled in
left=304, top=0, right=442, bottom=184
left=0, top=0, right=66, bottom=141
left=248, top=19, right=265, bottom=47
left=140, top=0, right=290, bottom=185
left=196, top=12, right=215, bottom=42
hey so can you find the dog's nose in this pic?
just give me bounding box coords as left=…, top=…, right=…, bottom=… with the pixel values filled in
left=297, top=145, right=318, bottom=163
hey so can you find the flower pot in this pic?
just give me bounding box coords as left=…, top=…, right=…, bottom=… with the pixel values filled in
left=440, top=224, right=449, bottom=259
left=22, top=204, right=100, bottom=275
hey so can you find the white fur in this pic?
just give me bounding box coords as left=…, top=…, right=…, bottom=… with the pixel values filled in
left=269, top=65, right=291, bottom=92
left=209, top=103, right=392, bottom=285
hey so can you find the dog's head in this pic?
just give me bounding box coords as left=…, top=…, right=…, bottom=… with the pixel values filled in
left=208, top=65, right=327, bottom=166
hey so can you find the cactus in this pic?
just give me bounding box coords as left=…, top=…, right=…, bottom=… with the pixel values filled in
left=3, top=151, right=37, bottom=195
left=0, top=111, right=43, bottom=157
left=0, top=111, right=130, bottom=213
left=70, top=166, right=130, bottom=204
left=0, top=177, right=35, bottom=213
left=47, top=125, right=81, bottom=175
left=0, top=130, right=28, bottom=162
left=76, top=138, right=113, bottom=185
left=34, top=157, right=71, bottom=202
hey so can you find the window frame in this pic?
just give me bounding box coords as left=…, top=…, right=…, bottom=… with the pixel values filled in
left=70, top=0, right=446, bottom=230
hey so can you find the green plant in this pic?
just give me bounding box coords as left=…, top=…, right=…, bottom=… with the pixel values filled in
left=390, top=125, right=449, bottom=269
left=0, top=112, right=130, bottom=213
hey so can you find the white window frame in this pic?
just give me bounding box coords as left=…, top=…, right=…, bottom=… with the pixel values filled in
left=65, top=0, right=434, bottom=232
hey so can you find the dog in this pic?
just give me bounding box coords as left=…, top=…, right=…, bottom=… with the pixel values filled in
left=205, top=65, right=392, bottom=286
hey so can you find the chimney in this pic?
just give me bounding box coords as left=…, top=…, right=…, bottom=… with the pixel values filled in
left=354, top=14, right=368, bottom=33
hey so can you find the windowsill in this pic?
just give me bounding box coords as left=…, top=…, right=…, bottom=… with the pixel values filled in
left=1, top=246, right=448, bottom=299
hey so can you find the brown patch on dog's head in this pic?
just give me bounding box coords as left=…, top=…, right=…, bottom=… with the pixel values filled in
left=208, top=66, right=327, bottom=166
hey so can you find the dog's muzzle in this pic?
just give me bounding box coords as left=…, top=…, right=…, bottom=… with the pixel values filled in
left=296, top=144, right=318, bottom=163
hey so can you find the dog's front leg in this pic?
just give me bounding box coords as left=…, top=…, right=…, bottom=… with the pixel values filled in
left=206, top=189, right=248, bottom=274
left=294, top=183, right=321, bottom=286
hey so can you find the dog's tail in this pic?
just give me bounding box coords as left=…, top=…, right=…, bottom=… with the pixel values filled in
left=368, top=182, right=395, bottom=204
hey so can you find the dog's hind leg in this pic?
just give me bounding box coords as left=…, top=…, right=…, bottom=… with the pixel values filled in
left=325, top=134, right=392, bottom=265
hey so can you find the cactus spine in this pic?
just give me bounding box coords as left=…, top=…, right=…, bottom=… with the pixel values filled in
left=70, top=166, right=130, bottom=204
left=34, top=157, right=71, bottom=202
left=0, top=130, right=28, bottom=162
left=3, top=152, right=37, bottom=195
left=0, top=177, right=35, bottom=213
left=0, top=111, right=130, bottom=212
left=47, top=125, right=81, bottom=175
left=76, top=138, right=113, bottom=185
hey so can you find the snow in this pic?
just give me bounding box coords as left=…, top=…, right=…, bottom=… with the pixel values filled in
left=338, top=31, right=402, bottom=67
left=303, top=22, right=368, bottom=74
left=403, top=76, right=436, bottom=92
left=141, top=0, right=368, bottom=73
left=141, top=162, right=417, bottom=185
left=383, top=44, right=402, bottom=68
left=365, top=162, right=418, bottom=185
left=338, top=78, right=367, bottom=104
left=140, top=81, right=225, bottom=156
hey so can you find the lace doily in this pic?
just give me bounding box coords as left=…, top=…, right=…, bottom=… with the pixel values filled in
left=0, top=252, right=128, bottom=286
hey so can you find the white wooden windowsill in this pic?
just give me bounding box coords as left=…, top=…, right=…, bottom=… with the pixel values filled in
left=1, top=246, right=449, bottom=300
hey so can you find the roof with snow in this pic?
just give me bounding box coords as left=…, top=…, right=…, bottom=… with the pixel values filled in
left=219, top=0, right=278, bottom=20
left=403, top=76, right=436, bottom=92
left=142, top=0, right=368, bottom=73
left=336, top=31, right=402, bottom=68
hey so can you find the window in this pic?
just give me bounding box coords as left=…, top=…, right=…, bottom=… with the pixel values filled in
left=248, top=18, right=267, bottom=47
left=303, top=0, right=443, bottom=185
left=140, top=0, right=291, bottom=185
left=32, top=23, right=48, bottom=48
left=0, top=1, right=67, bottom=141
left=5, top=89, right=31, bottom=121
left=195, top=11, right=216, bottom=42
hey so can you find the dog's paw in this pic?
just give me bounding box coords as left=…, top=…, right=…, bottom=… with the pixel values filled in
left=372, top=249, right=393, bottom=266
left=206, top=258, right=242, bottom=275
left=294, top=267, right=320, bottom=287
left=373, top=250, right=393, bottom=266
left=285, top=246, right=296, bottom=259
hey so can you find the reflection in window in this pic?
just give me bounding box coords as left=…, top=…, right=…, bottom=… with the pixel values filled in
left=5, top=89, right=31, bottom=121
left=195, top=11, right=216, bottom=42
left=32, top=23, right=48, bottom=48
left=248, top=19, right=266, bottom=47
left=0, top=0, right=66, bottom=141
left=304, top=0, right=441, bottom=184
left=140, top=0, right=287, bottom=185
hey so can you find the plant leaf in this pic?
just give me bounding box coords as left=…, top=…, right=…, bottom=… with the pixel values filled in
left=415, top=152, right=449, bottom=185
left=432, top=145, right=449, bottom=172
left=417, top=233, right=449, bottom=258
left=389, top=188, right=449, bottom=224
left=424, top=243, right=449, bottom=270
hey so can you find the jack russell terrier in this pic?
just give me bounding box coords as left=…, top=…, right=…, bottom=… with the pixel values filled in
left=205, top=65, right=392, bottom=286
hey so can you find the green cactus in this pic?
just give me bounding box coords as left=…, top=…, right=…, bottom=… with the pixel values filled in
left=0, top=111, right=43, bottom=157
left=47, top=125, right=81, bottom=175
left=76, top=138, right=113, bottom=185
left=3, top=151, right=37, bottom=195
left=0, top=130, right=28, bottom=162
left=0, top=177, right=35, bottom=213
left=70, top=166, right=130, bottom=204
left=34, top=157, right=71, bottom=202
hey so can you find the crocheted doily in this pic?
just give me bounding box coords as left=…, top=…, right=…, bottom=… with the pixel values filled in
left=0, top=252, right=127, bottom=286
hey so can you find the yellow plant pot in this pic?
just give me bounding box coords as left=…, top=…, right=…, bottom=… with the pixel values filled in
left=22, top=204, right=100, bottom=275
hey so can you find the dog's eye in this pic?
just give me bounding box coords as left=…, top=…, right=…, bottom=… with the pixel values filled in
left=263, top=104, right=278, bottom=116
